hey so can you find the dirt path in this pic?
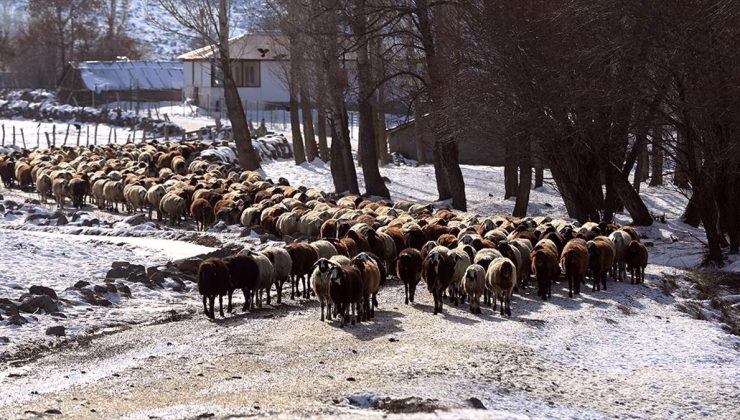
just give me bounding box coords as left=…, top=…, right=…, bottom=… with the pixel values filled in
left=1, top=276, right=738, bottom=419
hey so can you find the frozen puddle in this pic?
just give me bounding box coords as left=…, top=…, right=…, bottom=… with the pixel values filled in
left=0, top=228, right=214, bottom=355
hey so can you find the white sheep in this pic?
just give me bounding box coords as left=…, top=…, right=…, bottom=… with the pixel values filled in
left=463, top=264, right=486, bottom=314
left=486, top=257, right=517, bottom=317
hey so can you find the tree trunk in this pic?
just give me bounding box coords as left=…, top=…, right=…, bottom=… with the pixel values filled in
left=504, top=140, right=518, bottom=199
left=218, top=0, right=259, bottom=170
left=436, top=141, right=466, bottom=210
left=696, top=183, right=724, bottom=263
left=534, top=155, right=544, bottom=188
left=300, top=83, right=318, bottom=161
left=649, top=132, right=663, bottom=186
left=289, top=88, right=306, bottom=164
left=673, top=131, right=690, bottom=188
left=350, top=0, right=389, bottom=198
left=681, top=192, right=701, bottom=227
left=414, top=104, right=427, bottom=164
left=329, top=117, right=348, bottom=193
left=416, top=0, right=465, bottom=209
left=610, top=163, right=653, bottom=226
left=317, top=110, right=329, bottom=161
left=513, top=137, right=532, bottom=217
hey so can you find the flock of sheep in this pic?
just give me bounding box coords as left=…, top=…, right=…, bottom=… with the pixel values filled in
left=0, top=141, right=650, bottom=326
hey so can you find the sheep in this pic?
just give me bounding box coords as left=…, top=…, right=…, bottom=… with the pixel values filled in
left=286, top=242, right=320, bottom=299
left=14, top=162, right=33, bottom=190
left=365, top=229, right=397, bottom=276
left=91, top=178, right=108, bottom=209
left=422, top=249, right=455, bottom=315
left=447, top=247, right=472, bottom=306
left=222, top=254, right=259, bottom=312
left=240, top=207, right=261, bottom=228
left=496, top=240, right=523, bottom=288
left=312, top=239, right=338, bottom=259
left=436, top=233, right=459, bottom=249
left=146, top=184, right=166, bottom=220
left=198, top=258, right=232, bottom=319
left=560, top=239, right=589, bottom=298
left=247, top=250, right=275, bottom=308
left=159, top=191, right=187, bottom=226
left=486, top=257, right=517, bottom=316
left=621, top=226, right=640, bottom=242
left=473, top=247, right=503, bottom=306
left=587, top=237, right=615, bottom=292
left=51, top=178, right=69, bottom=208
left=68, top=175, right=89, bottom=209
left=510, top=238, right=533, bottom=288
left=311, top=258, right=339, bottom=321
left=608, top=230, right=633, bottom=281
left=320, top=219, right=339, bottom=239
left=396, top=248, right=423, bottom=305
left=624, top=240, right=648, bottom=284
left=276, top=211, right=302, bottom=236
left=328, top=264, right=363, bottom=327
left=352, top=252, right=382, bottom=321
left=36, top=172, right=52, bottom=203
left=463, top=264, right=486, bottom=314
left=123, top=184, right=148, bottom=214
left=0, top=158, right=14, bottom=188
left=191, top=198, right=215, bottom=231
left=531, top=245, right=559, bottom=300
left=103, top=180, right=125, bottom=212
left=403, top=224, right=426, bottom=250
left=171, top=155, right=187, bottom=174
left=262, top=246, right=293, bottom=303
left=380, top=226, right=406, bottom=257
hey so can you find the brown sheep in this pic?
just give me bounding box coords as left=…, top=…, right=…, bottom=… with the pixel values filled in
left=422, top=249, right=455, bottom=315
left=68, top=175, right=89, bottom=209
left=486, top=257, right=517, bottom=316
left=531, top=246, right=559, bottom=300
left=352, top=253, right=381, bottom=321
left=560, top=239, right=589, bottom=298
left=587, top=237, right=615, bottom=292
left=403, top=225, right=426, bottom=250
left=14, top=162, right=33, bottom=190
left=320, top=219, right=339, bottom=239
left=191, top=198, right=215, bottom=231
left=396, top=248, right=423, bottom=305
left=0, top=158, right=15, bottom=188
left=286, top=242, right=320, bottom=299
left=624, top=240, right=648, bottom=284
left=436, top=233, right=459, bottom=249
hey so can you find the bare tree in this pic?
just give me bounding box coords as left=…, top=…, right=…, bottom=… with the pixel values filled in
left=156, top=0, right=261, bottom=170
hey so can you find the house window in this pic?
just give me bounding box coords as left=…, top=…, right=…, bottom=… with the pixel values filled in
left=211, top=60, right=260, bottom=87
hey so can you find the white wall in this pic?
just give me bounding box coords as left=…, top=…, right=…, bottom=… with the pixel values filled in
left=182, top=60, right=289, bottom=111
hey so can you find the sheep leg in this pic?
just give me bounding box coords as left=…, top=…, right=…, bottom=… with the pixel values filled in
left=208, top=296, right=215, bottom=319
left=568, top=274, right=573, bottom=298
left=219, top=295, right=225, bottom=317
left=276, top=280, right=283, bottom=304
left=351, top=302, right=357, bottom=325
left=499, top=293, right=505, bottom=316
left=202, top=295, right=209, bottom=318
left=404, top=282, right=409, bottom=305
left=241, top=288, right=249, bottom=311
left=320, top=300, right=325, bottom=321
left=372, top=293, right=378, bottom=309
left=506, top=293, right=512, bottom=316
left=327, top=302, right=333, bottom=320
left=602, top=274, right=607, bottom=291
left=227, top=290, right=233, bottom=313
left=290, top=275, right=296, bottom=300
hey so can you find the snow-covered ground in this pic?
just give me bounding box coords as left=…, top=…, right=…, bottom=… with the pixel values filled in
left=0, top=118, right=137, bottom=150
left=1, top=109, right=739, bottom=417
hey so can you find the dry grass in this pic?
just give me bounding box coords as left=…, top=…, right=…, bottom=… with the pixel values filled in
left=678, top=270, right=740, bottom=336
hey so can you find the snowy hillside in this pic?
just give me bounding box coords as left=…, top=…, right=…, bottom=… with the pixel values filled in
left=6, top=0, right=263, bottom=60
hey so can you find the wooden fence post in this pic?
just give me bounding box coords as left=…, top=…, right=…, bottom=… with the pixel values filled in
left=63, top=124, right=70, bottom=146
left=52, top=125, right=56, bottom=148
left=1, top=124, right=4, bottom=146
left=20, top=128, right=26, bottom=149
left=45, top=133, right=51, bottom=148
left=94, top=124, right=99, bottom=146
left=12, top=126, right=16, bottom=146
left=86, top=126, right=90, bottom=146
left=76, top=126, right=82, bottom=146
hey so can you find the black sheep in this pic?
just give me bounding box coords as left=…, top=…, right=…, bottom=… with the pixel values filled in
left=396, top=248, right=423, bottom=304
left=422, top=251, right=455, bottom=315
left=328, top=264, right=363, bottom=327
left=223, top=254, right=260, bottom=312
left=198, top=258, right=232, bottom=319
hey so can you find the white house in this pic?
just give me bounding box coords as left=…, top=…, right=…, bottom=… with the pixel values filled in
left=178, top=32, right=290, bottom=113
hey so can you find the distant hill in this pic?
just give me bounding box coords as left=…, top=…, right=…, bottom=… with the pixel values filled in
left=5, top=0, right=264, bottom=60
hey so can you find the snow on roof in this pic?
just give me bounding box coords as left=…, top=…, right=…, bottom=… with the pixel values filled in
left=178, top=32, right=288, bottom=61
left=76, top=61, right=183, bottom=92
